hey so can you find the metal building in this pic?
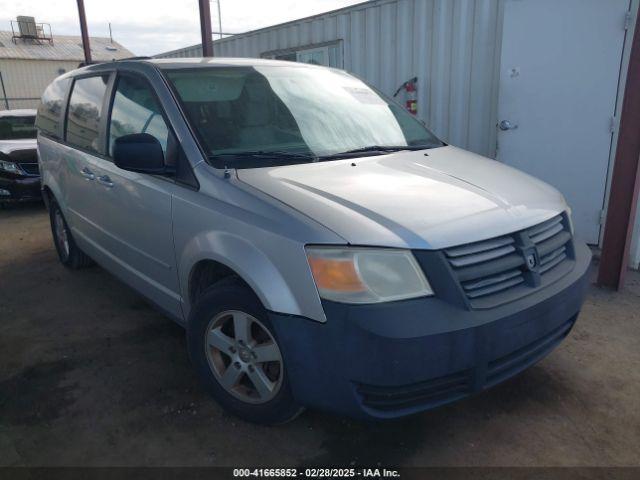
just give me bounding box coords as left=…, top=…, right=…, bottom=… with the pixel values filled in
left=156, top=0, right=640, bottom=270
left=0, top=17, right=134, bottom=110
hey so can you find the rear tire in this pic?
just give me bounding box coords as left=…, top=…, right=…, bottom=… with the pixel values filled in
left=187, top=278, right=303, bottom=425
left=49, top=199, right=93, bottom=269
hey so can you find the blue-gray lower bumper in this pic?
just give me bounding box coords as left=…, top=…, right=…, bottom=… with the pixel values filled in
left=269, top=243, right=592, bottom=420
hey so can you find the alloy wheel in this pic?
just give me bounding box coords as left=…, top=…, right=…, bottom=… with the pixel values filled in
left=204, top=310, right=283, bottom=404
left=54, top=208, right=70, bottom=259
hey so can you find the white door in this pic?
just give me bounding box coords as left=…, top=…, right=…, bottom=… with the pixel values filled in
left=497, top=0, right=631, bottom=244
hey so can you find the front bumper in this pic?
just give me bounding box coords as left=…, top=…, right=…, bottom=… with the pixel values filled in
left=269, top=242, right=592, bottom=420
left=0, top=174, right=41, bottom=202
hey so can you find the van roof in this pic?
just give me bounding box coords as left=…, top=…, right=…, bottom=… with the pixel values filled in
left=147, top=57, right=320, bottom=69
left=63, top=56, right=331, bottom=79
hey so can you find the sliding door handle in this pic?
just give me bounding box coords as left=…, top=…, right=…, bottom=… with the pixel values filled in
left=97, top=175, right=114, bottom=188
left=81, top=167, right=95, bottom=180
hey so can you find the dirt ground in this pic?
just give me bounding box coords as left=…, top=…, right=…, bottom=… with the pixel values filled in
left=0, top=203, right=639, bottom=467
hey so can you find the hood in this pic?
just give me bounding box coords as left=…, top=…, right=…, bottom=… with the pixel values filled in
left=0, top=139, right=37, bottom=156
left=237, top=146, right=567, bottom=249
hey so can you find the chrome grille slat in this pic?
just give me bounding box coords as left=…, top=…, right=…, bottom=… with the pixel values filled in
left=527, top=215, right=562, bottom=238
left=530, top=222, right=563, bottom=244
left=463, top=269, right=522, bottom=291
left=455, top=253, right=525, bottom=282
left=447, top=245, right=516, bottom=268
left=465, top=276, right=525, bottom=298
left=445, top=236, right=514, bottom=258
left=537, top=231, right=571, bottom=257
left=541, top=246, right=566, bottom=265
left=539, top=253, right=567, bottom=274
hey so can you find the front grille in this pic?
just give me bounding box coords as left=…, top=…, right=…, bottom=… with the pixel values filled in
left=356, top=370, right=471, bottom=412
left=444, top=214, right=574, bottom=309
left=18, top=162, right=39, bottom=176
left=530, top=215, right=572, bottom=275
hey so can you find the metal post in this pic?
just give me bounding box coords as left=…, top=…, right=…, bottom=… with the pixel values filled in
left=597, top=10, right=640, bottom=289
left=0, top=71, right=9, bottom=110
left=76, top=0, right=92, bottom=65
left=198, top=0, right=214, bottom=57
left=216, top=0, right=223, bottom=40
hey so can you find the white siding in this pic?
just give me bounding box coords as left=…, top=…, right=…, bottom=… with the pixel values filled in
left=158, top=0, right=503, bottom=157
left=0, top=59, right=78, bottom=110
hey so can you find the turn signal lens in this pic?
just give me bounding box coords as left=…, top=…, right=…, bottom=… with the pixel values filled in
left=308, top=257, right=366, bottom=293
left=306, top=246, right=433, bottom=304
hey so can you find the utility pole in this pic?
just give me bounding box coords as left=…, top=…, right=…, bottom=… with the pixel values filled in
left=198, top=0, right=214, bottom=57
left=216, top=0, right=223, bottom=40
left=76, top=0, right=92, bottom=65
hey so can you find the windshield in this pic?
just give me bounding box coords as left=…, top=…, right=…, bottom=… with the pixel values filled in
left=0, top=115, right=37, bottom=140
left=164, top=66, right=443, bottom=168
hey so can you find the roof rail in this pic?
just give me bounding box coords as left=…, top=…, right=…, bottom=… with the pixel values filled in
left=112, top=56, right=153, bottom=62
left=77, top=56, right=153, bottom=68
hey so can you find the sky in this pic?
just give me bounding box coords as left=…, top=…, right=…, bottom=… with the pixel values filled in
left=0, top=0, right=364, bottom=56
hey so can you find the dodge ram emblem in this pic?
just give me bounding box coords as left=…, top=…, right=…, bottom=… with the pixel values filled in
left=526, top=253, right=537, bottom=269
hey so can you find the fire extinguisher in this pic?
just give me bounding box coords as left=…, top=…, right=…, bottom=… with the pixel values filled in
left=393, top=76, right=418, bottom=115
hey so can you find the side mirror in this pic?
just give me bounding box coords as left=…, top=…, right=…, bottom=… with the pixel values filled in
left=113, top=133, right=169, bottom=174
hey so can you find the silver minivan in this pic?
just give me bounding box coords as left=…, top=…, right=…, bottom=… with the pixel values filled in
left=37, top=58, right=591, bottom=424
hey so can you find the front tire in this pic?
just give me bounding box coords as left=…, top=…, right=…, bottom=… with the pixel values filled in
left=187, top=278, right=303, bottom=424
left=49, top=199, right=93, bottom=269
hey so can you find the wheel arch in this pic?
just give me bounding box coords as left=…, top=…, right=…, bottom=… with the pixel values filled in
left=179, top=231, right=307, bottom=321
left=188, top=258, right=249, bottom=305
left=41, top=184, right=53, bottom=210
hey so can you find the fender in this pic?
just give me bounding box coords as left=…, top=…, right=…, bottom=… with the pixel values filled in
left=178, top=230, right=323, bottom=321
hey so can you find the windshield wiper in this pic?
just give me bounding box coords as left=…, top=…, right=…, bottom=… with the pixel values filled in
left=211, top=150, right=316, bottom=160
left=317, top=144, right=436, bottom=161
left=209, top=150, right=317, bottom=167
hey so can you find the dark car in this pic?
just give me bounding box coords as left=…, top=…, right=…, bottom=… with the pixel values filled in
left=0, top=109, right=41, bottom=204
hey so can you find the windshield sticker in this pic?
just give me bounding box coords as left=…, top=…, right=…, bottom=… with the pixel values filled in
left=343, top=87, right=387, bottom=105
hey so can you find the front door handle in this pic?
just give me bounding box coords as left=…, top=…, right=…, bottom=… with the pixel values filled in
left=81, top=167, right=95, bottom=180
left=97, top=175, right=114, bottom=188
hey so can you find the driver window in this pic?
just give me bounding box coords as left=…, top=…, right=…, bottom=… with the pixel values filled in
left=108, top=75, right=169, bottom=157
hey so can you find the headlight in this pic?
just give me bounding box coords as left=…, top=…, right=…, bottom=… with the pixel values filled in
left=306, top=246, right=433, bottom=304
left=0, top=159, right=21, bottom=174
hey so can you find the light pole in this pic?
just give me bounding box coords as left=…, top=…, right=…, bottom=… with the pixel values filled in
left=215, top=0, right=223, bottom=40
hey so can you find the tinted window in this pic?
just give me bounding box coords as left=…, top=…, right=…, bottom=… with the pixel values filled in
left=108, top=75, right=169, bottom=156
left=0, top=115, right=37, bottom=140
left=66, top=75, right=109, bottom=153
left=36, top=77, right=71, bottom=139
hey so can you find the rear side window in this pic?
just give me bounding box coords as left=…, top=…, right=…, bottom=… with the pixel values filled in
left=108, top=75, right=169, bottom=156
left=66, top=75, right=109, bottom=153
left=36, top=77, right=71, bottom=139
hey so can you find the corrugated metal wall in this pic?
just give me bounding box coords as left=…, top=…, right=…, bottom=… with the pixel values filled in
left=158, top=44, right=204, bottom=58
left=0, top=59, right=77, bottom=110
left=158, top=0, right=503, bottom=157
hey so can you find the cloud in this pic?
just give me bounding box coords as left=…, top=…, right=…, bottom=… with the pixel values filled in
left=0, top=0, right=364, bottom=56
